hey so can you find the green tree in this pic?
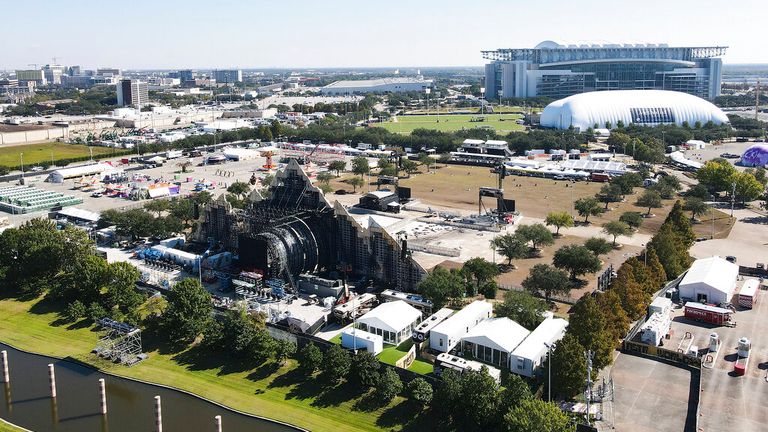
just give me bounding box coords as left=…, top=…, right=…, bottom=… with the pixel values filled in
left=683, top=197, right=709, bottom=221
left=418, top=153, right=433, bottom=171
left=645, top=246, right=668, bottom=285
left=418, top=266, right=465, bottom=309
left=521, top=264, right=571, bottom=302
left=490, top=233, right=529, bottom=266
left=553, top=245, right=602, bottom=280
left=595, top=290, right=630, bottom=342
left=515, top=223, right=555, bottom=251
left=328, top=160, right=346, bottom=176
left=612, top=266, right=650, bottom=320
left=351, top=156, right=370, bottom=177
left=65, top=300, right=86, bottom=322
left=654, top=175, right=682, bottom=199
left=568, top=295, right=615, bottom=370
left=162, top=278, right=212, bottom=344
left=144, top=199, right=171, bottom=217
left=545, top=211, right=574, bottom=235
left=103, top=261, right=143, bottom=319
left=274, top=339, right=297, bottom=366
left=584, top=237, right=613, bottom=256
left=546, top=333, right=587, bottom=399
left=685, top=183, right=711, bottom=201
left=602, top=220, right=632, bottom=247
left=350, top=351, right=380, bottom=389
left=376, top=367, right=403, bottom=402
left=316, top=171, right=334, bottom=185
left=648, top=223, right=690, bottom=279
left=348, top=176, right=365, bottom=192
left=479, top=280, right=499, bottom=300
left=88, top=301, right=108, bottom=322
left=503, top=398, right=572, bottom=432
left=733, top=171, right=764, bottom=204
left=610, top=172, right=642, bottom=195
left=408, top=377, right=433, bottom=406
left=319, top=183, right=334, bottom=194
left=636, top=189, right=662, bottom=216
left=401, top=159, right=419, bottom=177
left=227, top=181, right=251, bottom=199
left=321, top=344, right=351, bottom=384
left=461, top=258, right=500, bottom=294
left=297, top=342, right=323, bottom=375
left=53, top=253, right=108, bottom=303
left=596, top=183, right=623, bottom=209
left=619, top=211, right=643, bottom=229
left=494, top=290, right=548, bottom=330
left=574, top=197, right=604, bottom=223
left=696, top=159, right=737, bottom=193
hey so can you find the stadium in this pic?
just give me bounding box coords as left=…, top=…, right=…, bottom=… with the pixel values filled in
left=483, top=40, right=726, bottom=100
left=539, top=90, right=730, bottom=131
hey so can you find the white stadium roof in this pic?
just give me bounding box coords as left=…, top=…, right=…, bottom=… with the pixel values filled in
left=540, top=90, right=729, bottom=131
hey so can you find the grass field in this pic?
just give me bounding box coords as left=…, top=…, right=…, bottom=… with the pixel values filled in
left=0, top=297, right=429, bottom=432
left=372, top=114, right=525, bottom=134
left=377, top=340, right=413, bottom=365
left=0, top=143, right=116, bottom=167
left=0, top=420, right=25, bottom=432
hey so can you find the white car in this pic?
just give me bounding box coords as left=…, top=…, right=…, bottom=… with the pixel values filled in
left=30, top=166, right=44, bottom=172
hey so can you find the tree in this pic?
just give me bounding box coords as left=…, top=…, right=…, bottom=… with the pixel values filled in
left=683, top=197, right=709, bottom=221
left=619, top=211, right=643, bottom=230
left=328, top=160, right=346, bottom=176
left=595, top=290, right=630, bottom=342
left=479, top=280, right=498, bottom=300
left=568, top=295, right=615, bottom=370
left=553, top=245, right=602, bottom=280
left=645, top=246, right=667, bottom=286
left=65, top=300, right=86, bottom=322
left=434, top=368, right=500, bottom=431
left=515, top=224, right=555, bottom=251
left=351, top=156, right=370, bottom=177
left=696, top=160, right=737, bottom=193
left=321, top=344, right=351, bottom=384
left=602, top=221, right=632, bottom=247
left=636, top=190, right=662, bottom=216
left=348, top=176, right=365, bottom=192
left=227, top=181, right=252, bottom=199
left=144, top=199, right=170, bottom=217
left=162, top=278, right=212, bottom=344
left=648, top=223, right=690, bottom=279
left=418, top=266, right=464, bottom=309
left=495, top=290, right=548, bottom=330
left=408, top=377, right=433, bottom=406
left=574, top=197, right=603, bottom=223
left=376, top=367, right=403, bottom=402
left=461, top=257, right=500, bottom=292
left=546, top=333, right=587, bottom=399
left=504, top=398, right=572, bottom=432
left=612, top=266, right=650, bottom=320
left=103, top=261, right=143, bottom=320
left=521, top=264, right=571, bottom=302
left=584, top=237, right=613, bottom=256
left=418, top=153, right=433, bottom=171
left=490, top=233, right=529, bottom=266
left=610, top=172, right=643, bottom=195
left=685, top=183, right=711, bottom=201
left=350, top=351, right=380, bottom=389
left=316, top=171, right=334, bottom=185
left=52, top=253, right=108, bottom=304
left=88, top=301, right=108, bottom=322
left=654, top=175, right=682, bottom=199
left=545, top=211, right=574, bottom=235
left=274, top=339, right=297, bottom=366
left=733, top=171, right=765, bottom=204
left=297, top=342, right=322, bottom=375
left=401, top=159, right=419, bottom=177
left=596, top=183, right=623, bottom=209
left=319, top=183, right=334, bottom=194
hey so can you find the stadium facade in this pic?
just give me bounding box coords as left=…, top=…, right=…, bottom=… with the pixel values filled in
left=483, top=41, right=727, bottom=101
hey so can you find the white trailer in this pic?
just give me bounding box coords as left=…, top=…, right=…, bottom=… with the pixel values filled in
left=429, top=301, right=492, bottom=353
left=738, top=280, right=760, bottom=309
left=341, top=327, right=383, bottom=355
left=435, top=353, right=501, bottom=383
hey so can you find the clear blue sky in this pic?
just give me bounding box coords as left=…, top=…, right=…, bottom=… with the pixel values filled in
left=1, top=0, right=764, bottom=69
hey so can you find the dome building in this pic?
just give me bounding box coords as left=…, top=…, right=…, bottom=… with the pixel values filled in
left=540, top=90, right=730, bottom=131
left=740, top=143, right=768, bottom=167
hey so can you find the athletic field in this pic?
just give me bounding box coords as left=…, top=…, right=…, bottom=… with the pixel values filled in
left=0, top=143, right=116, bottom=167
left=372, top=113, right=525, bottom=134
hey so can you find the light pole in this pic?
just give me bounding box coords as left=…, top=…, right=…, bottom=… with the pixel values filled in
left=730, top=182, right=736, bottom=217
left=19, top=153, right=24, bottom=183
left=480, top=87, right=485, bottom=115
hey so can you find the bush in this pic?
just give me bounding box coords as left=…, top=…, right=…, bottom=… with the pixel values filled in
left=65, top=300, right=86, bottom=321
left=408, top=377, right=433, bottom=406
left=376, top=368, right=403, bottom=402
left=87, top=302, right=107, bottom=322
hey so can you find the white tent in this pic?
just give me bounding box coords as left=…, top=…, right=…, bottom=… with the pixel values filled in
left=460, top=318, right=530, bottom=370
left=678, top=256, right=739, bottom=305
left=357, top=300, right=421, bottom=345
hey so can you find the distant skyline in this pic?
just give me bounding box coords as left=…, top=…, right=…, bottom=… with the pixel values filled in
left=1, top=0, right=765, bottom=70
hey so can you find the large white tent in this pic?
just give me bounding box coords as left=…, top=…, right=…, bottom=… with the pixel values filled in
left=678, top=256, right=739, bottom=305
left=356, top=300, right=421, bottom=345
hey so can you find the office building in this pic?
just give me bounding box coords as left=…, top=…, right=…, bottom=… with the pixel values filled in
left=15, top=69, right=46, bottom=85
left=96, top=68, right=121, bottom=77
left=68, top=66, right=82, bottom=76
left=42, top=64, right=65, bottom=85
left=62, top=75, right=96, bottom=89
left=213, top=69, right=242, bottom=84
left=177, top=69, right=194, bottom=82
left=116, top=79, right=149, bottom=107
left=483, top=40, right=727, bottom=100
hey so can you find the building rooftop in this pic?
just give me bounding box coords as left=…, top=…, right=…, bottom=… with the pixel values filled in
left=511, top=316, right=568, bottom=360
left=357, top=300, right=422, bottom=333
left=680, top=256, right=739, bottom=295
left=433, top=300, right=493, bottom=337
left=462, top=317, right=530, bottom=353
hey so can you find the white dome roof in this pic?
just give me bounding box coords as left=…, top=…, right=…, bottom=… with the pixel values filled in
left=540, top=90, right=730, bottom=131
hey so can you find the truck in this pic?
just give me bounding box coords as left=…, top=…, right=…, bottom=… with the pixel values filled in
left=166, top=150, right=183, bottom=159
left=590, top=172, right=611, bottom=182
left=684, top=302, right=732, bottom=326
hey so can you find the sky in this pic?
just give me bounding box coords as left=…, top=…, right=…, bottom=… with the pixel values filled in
left=1, top=0, right=765, bottom=70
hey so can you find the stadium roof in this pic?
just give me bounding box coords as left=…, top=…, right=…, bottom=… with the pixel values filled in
left=535, top=40, right=670, bottom=49
left=540, top=90, right=729, bottom=131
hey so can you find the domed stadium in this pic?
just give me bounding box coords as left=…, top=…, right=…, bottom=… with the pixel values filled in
left=740, top=143, right=768, bottom=167
left=540, top=90, right=730, bottom=131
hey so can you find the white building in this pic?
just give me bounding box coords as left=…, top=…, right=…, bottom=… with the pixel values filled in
left=223, top=147, right=260, bottom=161
left=48, top=163, right=120, bottom=183
left=341, top=327, right=383, bottom=355
left=149, top=244, right=200, bottom=268
left=461, top=317, right=531, bottom=370
left=678, top=256, right=739, bottom=305
left=540, top=90, right=730, bottom=131
left=430, top=300, right=493, bottom=353
left=356, top=300, right=422, bottom=346
left=509, top=316, right=569, bottom=377
left=321, top=77, right=433, bottom=95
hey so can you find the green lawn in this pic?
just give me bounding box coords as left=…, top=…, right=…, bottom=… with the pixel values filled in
left=0, top=419, right=26, bottom=432
left=377, top=339, right=414, bottom=365
left=0, top=143, right=116, bottom=167
left=0, top=297, right=426, bottom=432
left=407, top=359, right=434, bottom=375
left=372, top=114, right=525, bottom=134
left=329, top=333, right=342, bottom=344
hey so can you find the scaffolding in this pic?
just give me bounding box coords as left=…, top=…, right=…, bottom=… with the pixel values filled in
left=93, top=318, right=145, bottom=366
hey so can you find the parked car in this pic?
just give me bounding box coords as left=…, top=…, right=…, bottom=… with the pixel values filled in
left=720, top=153, right=740, bottom=159
left=91, top=192, right=103, bottom=198
left=725, top=255, right=737, bottom=263
left=30, top=166, right=44, bottom=172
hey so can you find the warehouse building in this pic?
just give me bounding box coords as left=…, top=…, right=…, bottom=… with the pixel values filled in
left=540, top=90, right=730, bottom=131
left=430, top=300, right=493, bottom=353
left=321, top=77, right=433, bottom=95
left=356, top=300, right=422, bottom=345
left=678, top=256, right=739, bottom=305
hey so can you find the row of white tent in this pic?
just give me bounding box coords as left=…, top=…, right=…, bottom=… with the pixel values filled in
left=503, top=161, right=591, bottom=179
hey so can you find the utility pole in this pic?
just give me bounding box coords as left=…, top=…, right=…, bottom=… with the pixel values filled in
left=585, top=350, right=594, bottom=425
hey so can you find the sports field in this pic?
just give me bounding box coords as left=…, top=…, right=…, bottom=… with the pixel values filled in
left=0, top=143, right=116, bottom=167
left=373, top=114, right=525, bottom=134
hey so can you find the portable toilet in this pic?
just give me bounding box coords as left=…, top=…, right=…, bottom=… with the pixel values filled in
left=708, top=333, right=720, bottom=352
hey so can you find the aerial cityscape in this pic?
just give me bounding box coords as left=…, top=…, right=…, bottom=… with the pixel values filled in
left=1, top=1, right=767, bottom=432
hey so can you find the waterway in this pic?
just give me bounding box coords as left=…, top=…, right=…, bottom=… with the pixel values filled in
left=0, top=343, right=300, bottom=432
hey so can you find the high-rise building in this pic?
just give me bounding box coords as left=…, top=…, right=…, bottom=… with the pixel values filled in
left=178, top=70, right=194, bottom=82
left=96, top=68, right=121, bottom=77
left=68, top=66, right=82, bottom=76
left=15, top=69, right=46, bottom=85
left=42, top=64, right=65, bottom=85
left=483, top=41, right=727, bottom=100
left=116, top=79, right=149, bottom=107
left=213, top=69, right=243, bottom=84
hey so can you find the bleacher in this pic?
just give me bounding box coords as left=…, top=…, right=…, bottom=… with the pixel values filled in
left=0, top=185, right=83, bottom=214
